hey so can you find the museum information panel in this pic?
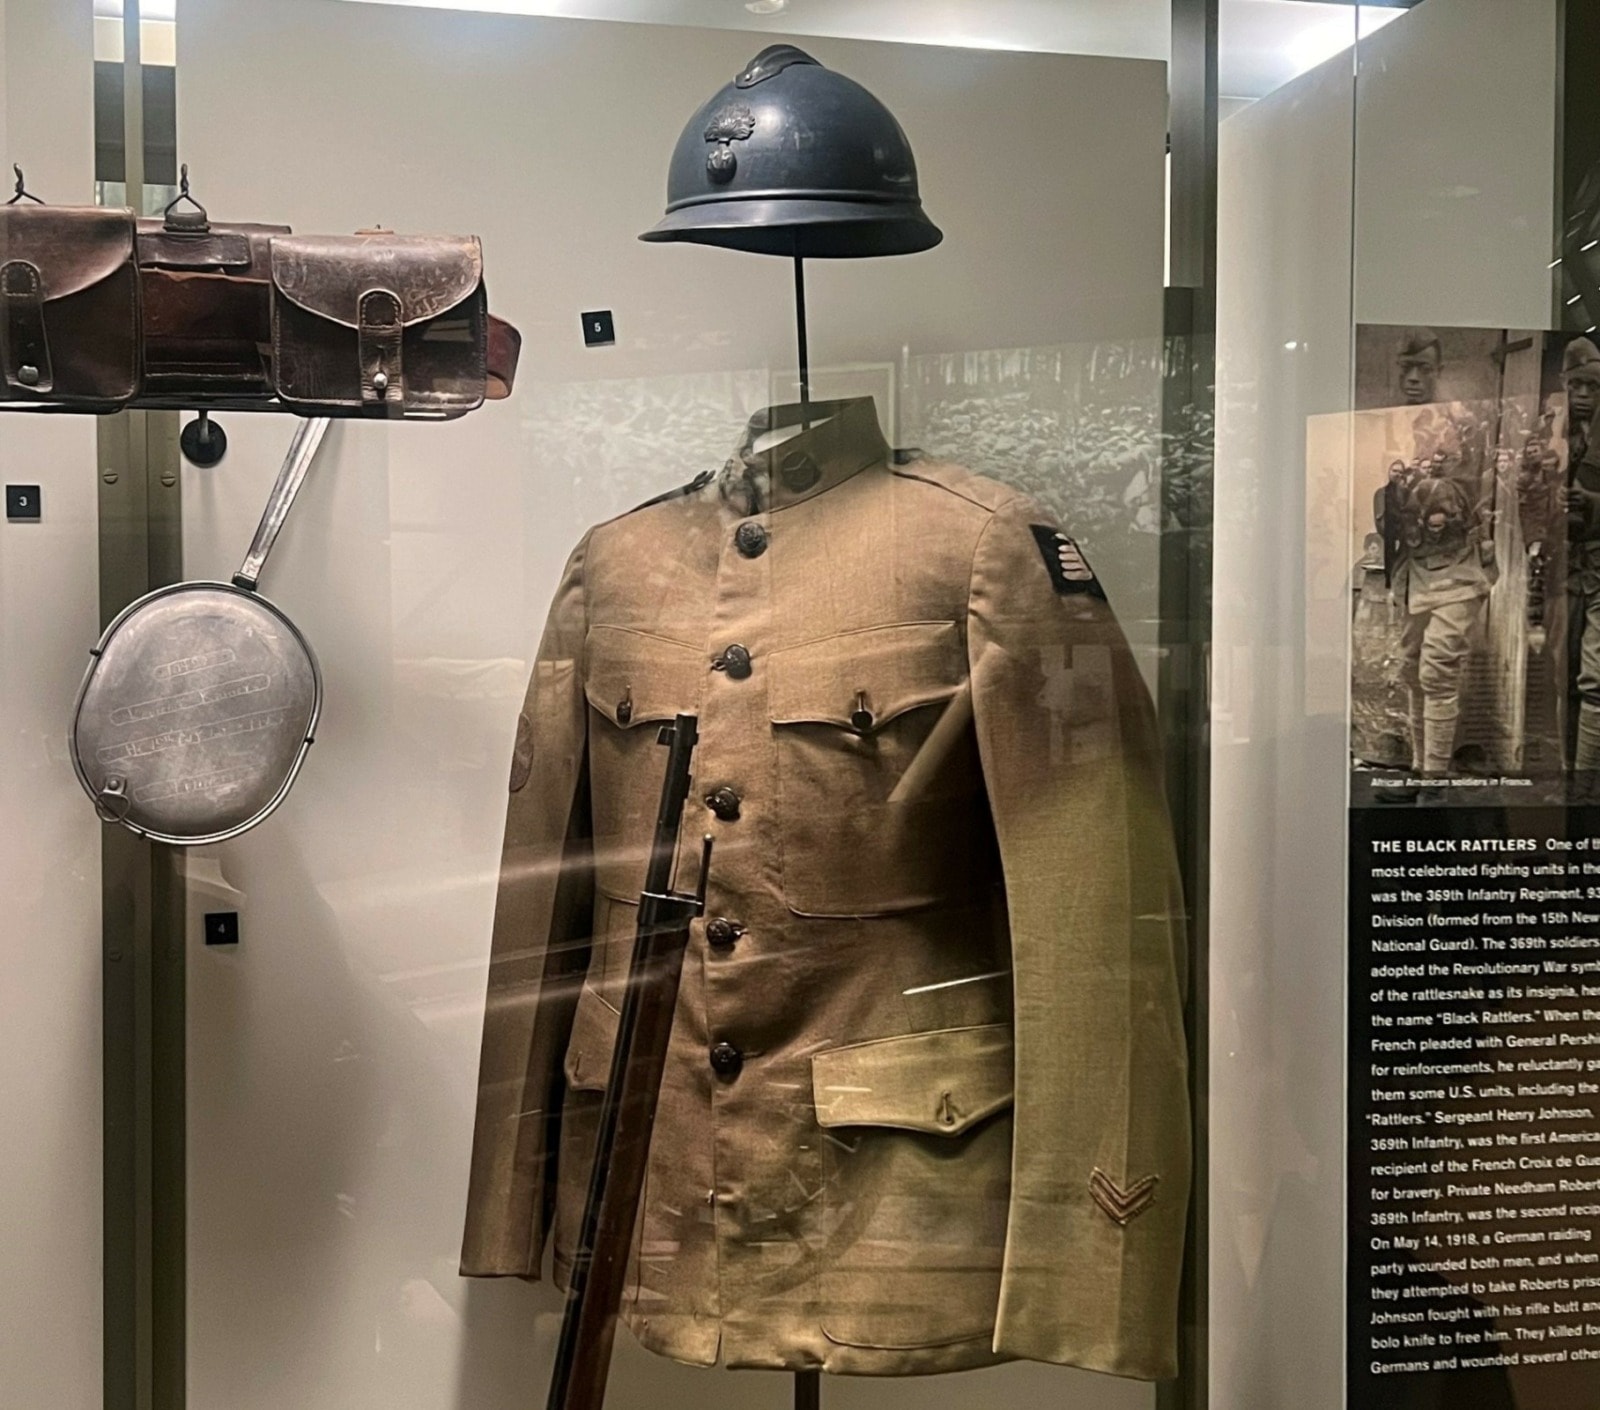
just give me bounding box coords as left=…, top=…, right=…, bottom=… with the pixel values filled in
left=1350, top=805, right=1600, bottom=1405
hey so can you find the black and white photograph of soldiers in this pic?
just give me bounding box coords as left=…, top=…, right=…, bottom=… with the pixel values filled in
left=1346, top=324, right=1547, bottom=802
left=1347, top=399, right=1520, bottom=787
left=1342, top=322, right=1600, bottom=802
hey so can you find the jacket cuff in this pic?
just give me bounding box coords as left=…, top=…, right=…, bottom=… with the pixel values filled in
left=993, top=1194, right=1183, bottom=1380
left=993, top=1270, right=1177, bottom=1380
left=459, top=1246, right=543, bottom=1280
left=460, top=1193, right=545, bottom=1280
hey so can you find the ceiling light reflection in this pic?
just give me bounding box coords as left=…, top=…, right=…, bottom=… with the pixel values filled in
left=1286, top=7, right=1403, bottom=80
left=93, top=0, right=178, bottom=18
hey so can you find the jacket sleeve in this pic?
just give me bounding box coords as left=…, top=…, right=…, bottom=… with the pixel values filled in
left=461, top=535, right=595, bottom=1278
left=970, top=495, right=1190, bottom=1378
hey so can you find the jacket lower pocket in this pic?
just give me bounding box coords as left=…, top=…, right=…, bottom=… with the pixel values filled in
left=813, top=1024, right=1013, bottom=1349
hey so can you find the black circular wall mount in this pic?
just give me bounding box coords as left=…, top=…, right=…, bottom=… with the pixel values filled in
left=180, top=413, right=228, bottom=468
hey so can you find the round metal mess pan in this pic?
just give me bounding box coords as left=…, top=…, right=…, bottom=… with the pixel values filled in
left=72, top=583, right=320, bottom=844
left=70, top=417, right=329, bottom=845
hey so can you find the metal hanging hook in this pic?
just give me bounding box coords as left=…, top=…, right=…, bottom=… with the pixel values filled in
left=162, top=163, right=209, bottom=230
left=6, top=165, right=42, bottom=205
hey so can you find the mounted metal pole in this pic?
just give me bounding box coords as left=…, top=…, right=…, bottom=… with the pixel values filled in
left=100, top=3, right=185, bottom=1406
left=1158, top=2, right=1217, bottom=1409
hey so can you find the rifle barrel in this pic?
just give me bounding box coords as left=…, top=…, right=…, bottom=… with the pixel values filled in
left=546, top=714, right=704, bottom=1410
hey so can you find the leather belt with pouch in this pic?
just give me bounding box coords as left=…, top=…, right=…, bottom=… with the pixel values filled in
left=0, top=180, right=139, bottom=411
left=270, top=231, right=489, bottom=419
left=136, top=176, right=287, bottom=409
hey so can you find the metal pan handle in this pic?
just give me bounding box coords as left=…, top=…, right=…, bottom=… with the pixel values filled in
left=232, top=417, right=331, bottom=592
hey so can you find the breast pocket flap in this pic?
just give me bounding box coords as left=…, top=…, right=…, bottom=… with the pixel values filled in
left=583, top=626, right=703, bottom=728
left=769, top=621, right=964, bottom=731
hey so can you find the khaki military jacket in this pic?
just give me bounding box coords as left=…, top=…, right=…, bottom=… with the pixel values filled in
left=462, top=397, right=1190, bottom=1380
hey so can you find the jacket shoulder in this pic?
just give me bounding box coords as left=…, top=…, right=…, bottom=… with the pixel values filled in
left=889, top=457, right=1033, bottom=519
left=585, top=468, right=718, bottom=547
left=895, top=460, right=1109, bottom=600
left=627, top=467, right=717, bottom=514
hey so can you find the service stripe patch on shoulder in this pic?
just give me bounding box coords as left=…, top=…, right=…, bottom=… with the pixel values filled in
left=1030, top=524, right=1105, bottom=600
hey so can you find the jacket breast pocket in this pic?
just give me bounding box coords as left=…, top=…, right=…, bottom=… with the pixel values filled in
left=584, top=626, right=704, bottom=900
left=812, top=1024, right=1013, bottom=1350
left=768, top=621, right=985, bottom=917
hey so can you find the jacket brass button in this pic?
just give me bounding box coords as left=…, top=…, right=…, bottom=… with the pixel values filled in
left=706, top=787, right=742, bottom=822
left=710, top=1041, right=743, bottom=1078
left=734, top=521, right=768, bottom=558
left=705, top=917, right=744, bottom=949
left=850, top=690, right=874, bottom=734
left=714, top=643, right=752, bottom=679
left=616, top=695, right=633, bottom=725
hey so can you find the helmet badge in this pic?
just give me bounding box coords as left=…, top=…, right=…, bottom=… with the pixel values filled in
left=704, top=106, right=757, bottom=184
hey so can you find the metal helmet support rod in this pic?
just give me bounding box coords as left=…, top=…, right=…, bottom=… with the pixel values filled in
left=793, top=247, right=812, bottom=431
left=788, top=257, right=819, bottom=1410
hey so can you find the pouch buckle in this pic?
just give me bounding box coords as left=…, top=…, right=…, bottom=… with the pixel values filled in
left=358, top=287, right=403, bottom=409
left=0, top=259, right=52, bottom=394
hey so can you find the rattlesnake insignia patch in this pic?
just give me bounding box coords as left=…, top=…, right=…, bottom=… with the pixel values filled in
left=1030, top=524, right=1106, bottom=600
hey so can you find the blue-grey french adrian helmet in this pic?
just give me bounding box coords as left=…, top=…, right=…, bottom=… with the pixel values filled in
left=640, top=44, right=943, bottom=259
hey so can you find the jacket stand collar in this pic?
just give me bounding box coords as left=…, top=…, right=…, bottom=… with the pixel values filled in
left=719, top=396, right=889, bottom=514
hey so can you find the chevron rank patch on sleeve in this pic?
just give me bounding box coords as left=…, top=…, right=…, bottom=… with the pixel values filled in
left=1030, top=524, right=1106, bottom=600
left=1089, top=1168, right=1159, bottom=1225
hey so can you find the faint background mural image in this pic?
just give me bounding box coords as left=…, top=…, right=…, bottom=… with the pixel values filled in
left=521, top=370, right=771, bottom=527
left=901, top=341, right=1167, bottom=544
left=518, top=340, right=1174, bottom=639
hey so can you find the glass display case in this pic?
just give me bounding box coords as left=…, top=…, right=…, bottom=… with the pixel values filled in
left=11, top=3, right=1578, bottom=1410
left=19, top=5, right=1211, bottom=1408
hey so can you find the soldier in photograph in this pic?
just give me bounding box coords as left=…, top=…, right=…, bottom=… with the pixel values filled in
left=1562, top=336, right=1600, bottom=780
left=1376, top=457, right=1423, bottom=588
left=1519, top=417, right=1560, bottom=625
left=1394, top=470, right=1496, bottom=779
left=1375, top=458, right=1406, bottom=534
left=1395, top=326, right=1443, bottom=405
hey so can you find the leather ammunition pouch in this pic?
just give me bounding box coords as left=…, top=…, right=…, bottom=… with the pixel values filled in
left=0, top=203, right=139, bottom=410
left=270, top=233, right=489, bottom=419
left=136, top=189, right=287, bottom=408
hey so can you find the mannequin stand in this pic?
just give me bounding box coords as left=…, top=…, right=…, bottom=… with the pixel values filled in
left=795, top=1369, right=820, bottom=1408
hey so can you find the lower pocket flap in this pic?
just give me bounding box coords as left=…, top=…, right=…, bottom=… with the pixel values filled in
left=812, top=1023, right=1013, bottom=1137
left=563, top=984, right=620, bottom=1092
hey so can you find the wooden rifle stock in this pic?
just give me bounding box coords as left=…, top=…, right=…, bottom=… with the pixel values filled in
left=546, top=713, right=709, bottom=1410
